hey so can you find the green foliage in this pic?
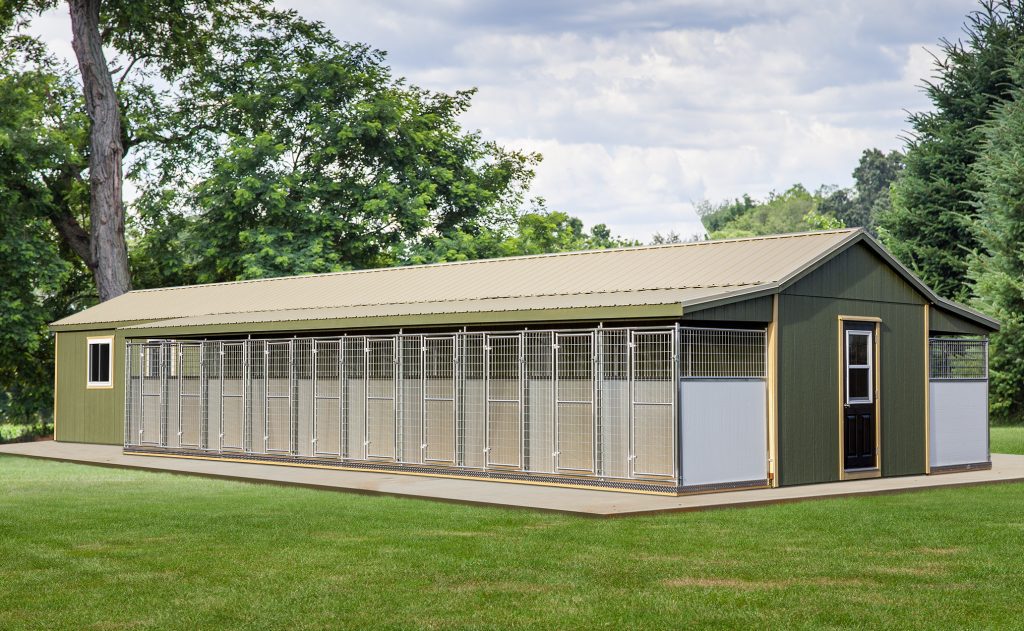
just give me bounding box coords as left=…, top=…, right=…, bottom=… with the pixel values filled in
left=403, top=201, right=637, bottom=264
left=849, top=149, right=904, bottom=233
left=701, top=185, right=845, bottom=239
left=969, top=85, right=1024, bottom=423
left=0, top=421, right=53, bottom=443
left=696, top=195, right=756, bottom=234
left=130, top=15, right=537, bottom=283
left=0, top=39, right=93, bottom=422
left=819, top=149, right=904, bottom=234
left=880, top=1, right=1024, bottom=301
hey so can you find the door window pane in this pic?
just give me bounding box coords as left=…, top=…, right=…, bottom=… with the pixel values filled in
left=848, top=333, right=869, bottom=366
left=848, top=368, right=870, bottom=401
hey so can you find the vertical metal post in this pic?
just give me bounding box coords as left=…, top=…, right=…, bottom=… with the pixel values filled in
left=266, top=342, right=274, bottom=450
left=483, top=335, right=491, bottom=469
left=218, top=341, right=225, bottom=452
left=340, top=339, right=349, bottom=459
left=454, top=334, right=463, bottom=467
left=311, top=340, right=318, bottom=455
left=242, top=340, right=250, bottom=453
left=394, top=335, right=401, bottom=462
left=363, top=338, right=369, bottom=460
left=123, top=343, right=131, bottom=447
left=622, top=329, right=630, bottom=477
left=288, top=338, right=296, bottom=455
left=199, top=343, right=208, bottom=450
left=672, top=322, right=681, bottom=483
left=593, top=330, right=601, bottom=477
left=551, top=334, right=559, bottom=470
left=177, top=344, right=184, bottom=447
left=519, top=331, right=527, bottom=472
left=420, top=338, right=427, bottom=462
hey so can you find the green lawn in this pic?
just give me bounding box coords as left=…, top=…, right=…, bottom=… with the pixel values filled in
left=991, top=425, right=1024, bottom=455
left=2, top=456, right=1024, bottom=629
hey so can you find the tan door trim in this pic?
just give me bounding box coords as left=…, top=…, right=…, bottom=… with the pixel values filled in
left=766, top=295, right=779, bottom=487
left=837, top=315, right=881, bottom=481
left=923, top=305, right=931, bottom=474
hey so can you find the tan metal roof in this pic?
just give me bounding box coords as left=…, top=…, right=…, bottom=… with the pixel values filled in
left=51, top=229, right=865, bottom=331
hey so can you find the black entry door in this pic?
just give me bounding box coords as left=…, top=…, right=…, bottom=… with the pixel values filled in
left=843, top=322, right=876, bottom=470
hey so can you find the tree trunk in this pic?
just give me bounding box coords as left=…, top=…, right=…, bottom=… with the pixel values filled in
left=69, top=0, right=132, bottom=301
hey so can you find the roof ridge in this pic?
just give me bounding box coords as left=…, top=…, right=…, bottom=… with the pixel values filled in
left=128, top=229, right=859, bottom=294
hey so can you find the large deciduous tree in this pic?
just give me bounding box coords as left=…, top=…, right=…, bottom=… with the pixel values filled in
left=1, top=4, right=537, bottom=422
left=879, top=0, right=1024, bottom=301
left=131, top=19, right=537, bottom=283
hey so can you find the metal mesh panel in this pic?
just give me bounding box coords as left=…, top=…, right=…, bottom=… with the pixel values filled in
left=458, top=333, right=485, bottom=468
left=365, top=337, right=396, bottom=460
left=202, top=341, right=221, bottom=450
left=598, top=329, right=629, bottom=479
left=680, top=328, right=766, bottom=378
left=177, top=343, right=202, bottom=448
left=220, top=341, right=245, bottom=451
left=140, top=344, right=162, bottom=445
left=423, top=335, right=456, bottom=463
left=124, top=344, right=141, bottom=447
left=163, top=342, right=179, bottom=448
left=400, top=335, right=424, bottom=464
left=313, top=339, right=342, bottom=457
left=122, top=324, right=728, bottom=485
left=524, top=331, right=554, bottom=474
left=556, top=333, right=595, bottom=473
left=265, top=341, right=291, bottom=453
left=342, top=336, right=365, bottom=459
left=632, top=330, right=676, bottom=478
left=293, top=338, right=313, bottom=456
left=930, top=338, right=988, bottom=380
left=246, top=340, right=265, bottom=453
left=486, top=334, right=522, bottom=468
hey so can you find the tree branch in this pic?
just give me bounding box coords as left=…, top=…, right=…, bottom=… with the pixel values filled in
left=48, top=209, right=96, bottom=270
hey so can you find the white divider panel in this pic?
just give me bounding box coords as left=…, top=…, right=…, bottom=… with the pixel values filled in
left=929, top=381, right=988, bottom=467
left=680, top=379, right=767, bottom=486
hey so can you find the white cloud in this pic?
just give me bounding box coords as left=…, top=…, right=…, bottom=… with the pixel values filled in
left=28, top=0, right=977, bottom=240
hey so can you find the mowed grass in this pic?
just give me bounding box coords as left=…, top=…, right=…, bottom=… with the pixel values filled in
left=2, top=457, right=1024, bottom=629
left=991, top=425, right=1024, bottom=455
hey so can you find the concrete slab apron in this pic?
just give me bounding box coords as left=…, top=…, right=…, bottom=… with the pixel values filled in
left=3, top=441, right=1024, bottom=516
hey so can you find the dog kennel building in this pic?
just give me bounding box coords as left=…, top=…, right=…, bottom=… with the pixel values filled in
left=50, top=229, right=998, bottom=494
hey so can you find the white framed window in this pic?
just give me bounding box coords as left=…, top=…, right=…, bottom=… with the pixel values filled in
left=845, top=329, right=873, bottom=404
left=87, top=337, right=114, bottom=389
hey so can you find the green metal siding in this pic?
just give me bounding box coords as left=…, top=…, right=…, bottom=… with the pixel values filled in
left=778, top=243, right=926, bottom=486
left=783, top=240, right=924, bottom=304
left=683, top=295, right=773, bottom=322
left=929, top=306, right=992, bottom=336
left=54, top=330, right=124, bottom=445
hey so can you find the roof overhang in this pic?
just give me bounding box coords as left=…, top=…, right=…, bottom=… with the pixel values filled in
left=115, top=303, right=686, bottom=338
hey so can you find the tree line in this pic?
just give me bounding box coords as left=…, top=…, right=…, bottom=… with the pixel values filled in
left=0, top=0, right=1021, bottom=423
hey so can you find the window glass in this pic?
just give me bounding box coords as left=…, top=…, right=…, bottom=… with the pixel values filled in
left=88, top=339, right=112, bottom=386
left=848, top=367, right=869, bottom=401
left=848, top=333, right=869, bottom=366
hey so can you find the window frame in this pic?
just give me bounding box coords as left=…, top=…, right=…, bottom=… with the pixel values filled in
left=844, top=329, right=873, bottom=404
left=86, top=336, right=114, bottom=389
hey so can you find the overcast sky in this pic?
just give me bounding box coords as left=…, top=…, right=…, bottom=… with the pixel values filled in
left=31, top=1, right=978, bottom=240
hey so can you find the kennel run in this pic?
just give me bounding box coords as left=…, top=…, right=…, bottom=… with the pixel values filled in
left=52, top=229, right=999, bottom=495
left=122, top=326, right=769, bottom=493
